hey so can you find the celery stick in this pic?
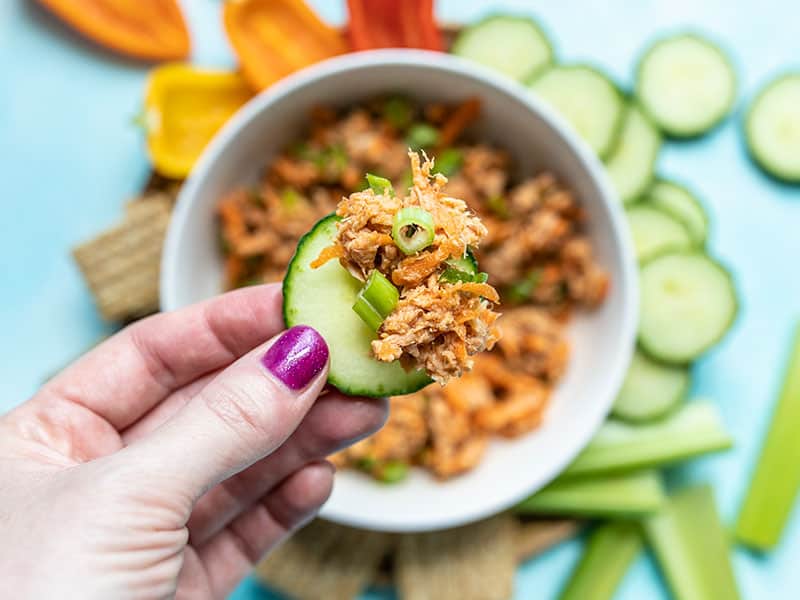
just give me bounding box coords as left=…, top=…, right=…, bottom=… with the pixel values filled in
left=644, top=485, right=740, bottom=600
left=565, top=401, right=732, bottom=477
left=558, top=521, right=642, bottom=600
left=737, top=323, right=800, bottom=550
left=516, top=471, right=665, bottom=518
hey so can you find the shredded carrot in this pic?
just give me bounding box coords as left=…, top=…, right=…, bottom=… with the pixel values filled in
left=224, top=254, right=245, bottom=289
left=392, top=246, right=449, bottom=286
left=437, top=97, right=481, bottom=149
left=310, top=243, right=344, bottom=269
left=457, top=282, right=500, bottom=303
left=218, top=194, right=247, bottom=242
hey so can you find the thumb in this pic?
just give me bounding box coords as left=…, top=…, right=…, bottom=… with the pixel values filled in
left=120, top=325, right=329, bottom=499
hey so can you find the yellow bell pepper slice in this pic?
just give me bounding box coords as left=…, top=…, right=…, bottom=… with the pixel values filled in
left=142, top=64, right=254, bottom=178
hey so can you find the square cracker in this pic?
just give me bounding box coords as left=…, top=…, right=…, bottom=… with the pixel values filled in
left=395, top=514, right=517, bottom=600
left=255, top=519, right=394, bottom=600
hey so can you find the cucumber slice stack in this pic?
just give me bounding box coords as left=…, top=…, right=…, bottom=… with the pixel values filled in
left=636, top=34, right=737, bottom=138
left=745, top=73, right=800, bottom=183
left=528, top=65, right=625, bottom=158
left=452, top=15, right=554, bottom=82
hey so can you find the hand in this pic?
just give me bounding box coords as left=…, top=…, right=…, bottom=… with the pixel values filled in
left=0, top=284, right=386, bottom=599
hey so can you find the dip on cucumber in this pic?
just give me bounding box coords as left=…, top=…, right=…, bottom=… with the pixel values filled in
left=283, top=151, right=501, bottom=396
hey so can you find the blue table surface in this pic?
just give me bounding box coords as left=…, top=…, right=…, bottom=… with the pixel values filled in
left=2, top=0, right=799, bottom=598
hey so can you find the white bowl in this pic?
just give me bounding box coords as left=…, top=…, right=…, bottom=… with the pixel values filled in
left=161, top=50, right=638, bottom=533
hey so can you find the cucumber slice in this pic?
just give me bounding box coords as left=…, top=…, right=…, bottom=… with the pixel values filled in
left=451, top=15, right=553, bottom=82
left=636, top=34, right=737, bottom=138
left=283, top=215, right=431, bottom=397
left=639, top=252, right=737, bottom=363
left=613, top=349, right=690, bottom=422
left=647, top=179, right=708, bottom=246
left=558, top=521, right=642, bottom=600
left=516, top=471, right=665, bottom=518
left=565, top=401, right=733, bottom=477
left=605, top=103, right=662, bottom=204
left=745, top=73, right=800, bottom=183
left=529, top=65, right=625, bottom=158
left=625, top=205, right=692, bottom=262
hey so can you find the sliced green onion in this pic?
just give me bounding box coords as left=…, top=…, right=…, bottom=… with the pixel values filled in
left=440, top=268, right=474, bottom=284
left=315, top=143, right=348, bottom=175
left=737, top=322, right=800, bottom=550
left=487, top=195, right=510, bottom=218
left=365, top=173, right=395, bottom=197
left=433, top=148, right=463, bottom=176
left=289, top=141, right=312, bottom=160
left=355, top=456, right=377, bottom=471
left=352, top=270, right=399, bottom=331
left=376, top=460, right=409, bottom=483
left=506, top=269, right=542, bottom=303
left=558, top=521, right=642, bottom=600
left=383, top=96, right=414, bottom=129
left=352, top=293, right=383, bottom=331
left=446, top=249, right=478, bottom=275
left=280, top=187, right=302, bottom=209
left=406, top=123, right=439, bottom=150
left=515, top=471, right=665, bottom=518
left=400, top=169, right=414, bottom=192
left=564, top=401, right=733, bottom=478
left=440, top=268, right=489, bottom=284
left=440, top=248, right=488, bottom=283
left=645, top=485, right=741, bottom=600
left=392, top=207, right=435, bottom=255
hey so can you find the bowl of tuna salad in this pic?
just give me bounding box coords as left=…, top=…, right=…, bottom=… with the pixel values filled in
left=161, top=50, right=638, bottom=532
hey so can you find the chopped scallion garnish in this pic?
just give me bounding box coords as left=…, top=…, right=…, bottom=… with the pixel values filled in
left=487, top=195, right=510, bottom=219
left=376, top=460, right=409, bottom=483
left=406, top=123, right=439, bottom=150
left=392, top=207, right=435, bottom=255
left=351, top=270, right=399, bottom=331
left=383, top=96, right=413, bottom=130
left=365, top=173, right=395, bottom=197
left=433, top=148, right=463, bottom=176
left=280, top=187, right=302, bottom=209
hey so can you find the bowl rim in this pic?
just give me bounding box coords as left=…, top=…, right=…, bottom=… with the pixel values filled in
left=161, top=49, right=638, bottom=532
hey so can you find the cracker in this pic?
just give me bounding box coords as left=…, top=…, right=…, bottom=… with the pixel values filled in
left=72, top=197, right=171, bottom=321
left=255, top=519, right=394, bottom=600
left=395, top=514, right=516, bottom=600
left=515, top=519, right=581, bottom=563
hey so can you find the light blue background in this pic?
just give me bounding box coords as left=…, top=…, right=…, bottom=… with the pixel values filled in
left=1, top=1, right=798, bottom=598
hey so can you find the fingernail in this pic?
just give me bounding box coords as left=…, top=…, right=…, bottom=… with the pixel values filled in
left=261, top=325, right=329, bottom=390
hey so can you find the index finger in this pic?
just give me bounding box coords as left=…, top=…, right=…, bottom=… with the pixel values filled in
left=38, top=284, right=285, bottom=430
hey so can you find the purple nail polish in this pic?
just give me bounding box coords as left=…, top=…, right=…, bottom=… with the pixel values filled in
left=261, top=326, right=329, bottom=390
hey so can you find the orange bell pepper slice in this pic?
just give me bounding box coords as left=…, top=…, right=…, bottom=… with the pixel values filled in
left=141, top=64, right=254, bottom=178
left=347, top=0, right=443, bottom=51
left=37, top=0, right=190, bottom=61
left=224, top=0, right=349, bottom=91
